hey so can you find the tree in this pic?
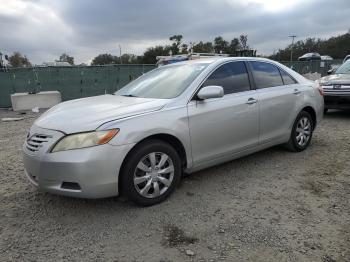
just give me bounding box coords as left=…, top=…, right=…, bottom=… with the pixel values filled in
left=58, top=53, right=74, bottom=65
left=169, top=35, right=183, bottom=55
left=91, top=53, right=119, bottom=65
left=120, top=53, right=143, bottom=64
left=239, top=35, right=248, bottom=50
left=142, top=45, right=171, bottom=64
left=180, top=43, right=188, bottom=54
left=228, top=38, right=241, bottom=53
left=91, top=53, right=144, bottom=65
left=139, top=34, right=253, bottom=63
left=192, top=41, right=214, bottom=53
left=8, top=52, right=31, bottom=67
left=213, top=36, right=229, bottom=53
left=269, top=33, right=350, bottom=61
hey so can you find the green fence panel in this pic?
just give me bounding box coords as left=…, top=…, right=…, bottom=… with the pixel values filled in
left=1, top=60, right=346, bottom=108
left=280, top=59, right=343, bottom=76
left=118, top=65, right=131, bottom=89
left=5, top=68, right=38, bottom=94
left=0, top=64, right=155, bottom=108
left=82, top=66, right=107, bottom=97
left=0, top=71, right=13, bottom=107
left=108, top=66, right=119, bottom=93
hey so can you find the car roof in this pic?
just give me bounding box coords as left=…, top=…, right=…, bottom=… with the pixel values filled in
left=165, top=56, right=274, bottom=66
left=158, top=56, right=309, bottom=86
left=301, top=52, right=320, bottom=57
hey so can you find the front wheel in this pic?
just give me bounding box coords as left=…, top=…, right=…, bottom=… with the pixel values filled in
left=285, top=111, right=314, bottom=152
left=120, top=140, right=182, bottom=206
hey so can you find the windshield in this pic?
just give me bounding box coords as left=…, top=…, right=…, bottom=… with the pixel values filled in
left=335, top=61, right=350, bottom=74
left=115, top=63, right=208, bottom=99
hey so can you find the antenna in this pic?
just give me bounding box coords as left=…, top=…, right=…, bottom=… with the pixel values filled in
left=119, top=44, right=122, bottom=64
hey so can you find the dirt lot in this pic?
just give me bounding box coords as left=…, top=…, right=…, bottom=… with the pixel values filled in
left=0, top=109, right=349, bottom=262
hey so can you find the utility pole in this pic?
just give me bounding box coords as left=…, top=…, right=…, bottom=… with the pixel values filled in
left=189, top=42, right=194, bottom=54
left=289, top=35, right=296, bottom=61
left=119, top=44, right=122, bottom=64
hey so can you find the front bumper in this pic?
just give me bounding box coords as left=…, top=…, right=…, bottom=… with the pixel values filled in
left=323, top=86, right=350, bottom=110
left=23, top=125, right=135, bottom=198
left=324, top=95, right=350, bottom=110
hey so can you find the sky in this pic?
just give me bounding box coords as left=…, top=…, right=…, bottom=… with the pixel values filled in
left=0, top=0, right=349, bottom=64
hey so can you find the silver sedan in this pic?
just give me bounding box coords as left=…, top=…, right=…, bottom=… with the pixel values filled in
left=23, top=57, right=324, bottom=206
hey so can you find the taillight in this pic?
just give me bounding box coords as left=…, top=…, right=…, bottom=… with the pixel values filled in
left=317, top=83, right=324, bottom=96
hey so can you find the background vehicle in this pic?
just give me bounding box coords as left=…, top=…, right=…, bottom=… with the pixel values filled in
left=298, top=52, right=321, bottom=61
left=23, top=58, right=324, bottom=206
left=156, top=51, right=257, bottom=67
left=321, top=55, right=333, bottom=61
left=156, top=53, right=229, bottom=67
left=343, top=55, right=350, bottom=63
left=319, top=60, right=350, bottom=113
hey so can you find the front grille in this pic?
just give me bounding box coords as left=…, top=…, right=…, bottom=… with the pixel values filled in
left=26, top=134, right=52, bottom=152
left=323, top=85, right=350, bottom=96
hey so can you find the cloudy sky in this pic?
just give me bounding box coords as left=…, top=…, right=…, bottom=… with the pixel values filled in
left=0, top=0, right=349, bottom=64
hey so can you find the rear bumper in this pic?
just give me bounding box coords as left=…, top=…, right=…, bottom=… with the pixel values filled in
left=23, top=142, right=135, bottom=198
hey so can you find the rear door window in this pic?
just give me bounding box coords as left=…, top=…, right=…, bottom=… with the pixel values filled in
left=250, top=61, right=283, bottom=89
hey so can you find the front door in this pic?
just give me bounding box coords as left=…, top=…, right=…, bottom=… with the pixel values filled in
left=187, top=61, right=259, bottom=166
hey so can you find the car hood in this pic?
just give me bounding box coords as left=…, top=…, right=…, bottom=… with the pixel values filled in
left=34, top=94, right=168, bottom=133
left=319, top=74, right=350, bottom=85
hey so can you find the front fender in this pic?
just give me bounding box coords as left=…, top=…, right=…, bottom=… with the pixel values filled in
left=98, top=106, right=193, bottom=168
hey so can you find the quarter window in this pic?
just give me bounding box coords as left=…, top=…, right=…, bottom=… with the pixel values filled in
left=251, top=61, right=283, bottom=89
left=202, top=61, right=251, bottom=95
left=280, top=69, right=297, bottom=85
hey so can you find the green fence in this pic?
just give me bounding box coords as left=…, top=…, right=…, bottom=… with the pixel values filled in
left=0, top=64, right=155, bottom=108
left=0, top=60, right=345, bottom=108
left=280, top=59, right=343, bottom=76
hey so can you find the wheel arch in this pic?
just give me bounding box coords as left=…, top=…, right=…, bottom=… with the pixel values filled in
left=301, top=106, right=317, bottom=129
left=118, top=133, right=188, bottom=194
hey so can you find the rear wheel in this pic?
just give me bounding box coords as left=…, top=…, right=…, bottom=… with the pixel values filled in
left=285, top=111, right=314, bottom=152
left=120, top=140, right=182, bottom=206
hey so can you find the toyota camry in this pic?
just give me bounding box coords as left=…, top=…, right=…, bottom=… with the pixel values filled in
left=23, top=57, right=324, bottom=206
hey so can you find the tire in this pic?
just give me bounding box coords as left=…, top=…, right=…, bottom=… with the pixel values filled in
left=285, top=111, right=314, bottom=152
left=120, top=139, right=182, bottom=206
left=324, top=108, right=328, bottom=114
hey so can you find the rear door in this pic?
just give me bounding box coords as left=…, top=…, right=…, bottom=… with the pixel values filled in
left=249, top=61, right=300, bottom=144
left=187, top=61, right=259, bottom=165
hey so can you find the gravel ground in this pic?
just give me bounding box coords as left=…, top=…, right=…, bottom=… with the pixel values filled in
left=0, top=109, right=349, bottom=262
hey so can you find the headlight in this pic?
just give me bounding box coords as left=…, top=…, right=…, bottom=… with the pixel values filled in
left=51, top=129, right=119, bottom=153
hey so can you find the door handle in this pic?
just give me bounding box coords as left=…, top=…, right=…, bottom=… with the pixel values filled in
left=293, top=89, right=301, bottom=95
left=246, top=98, right=258, bottom=105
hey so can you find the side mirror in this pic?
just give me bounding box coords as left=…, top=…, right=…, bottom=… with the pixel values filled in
left=327, top=69, right=334, bottom=75
left=197, top=85, right=224, bottom=100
